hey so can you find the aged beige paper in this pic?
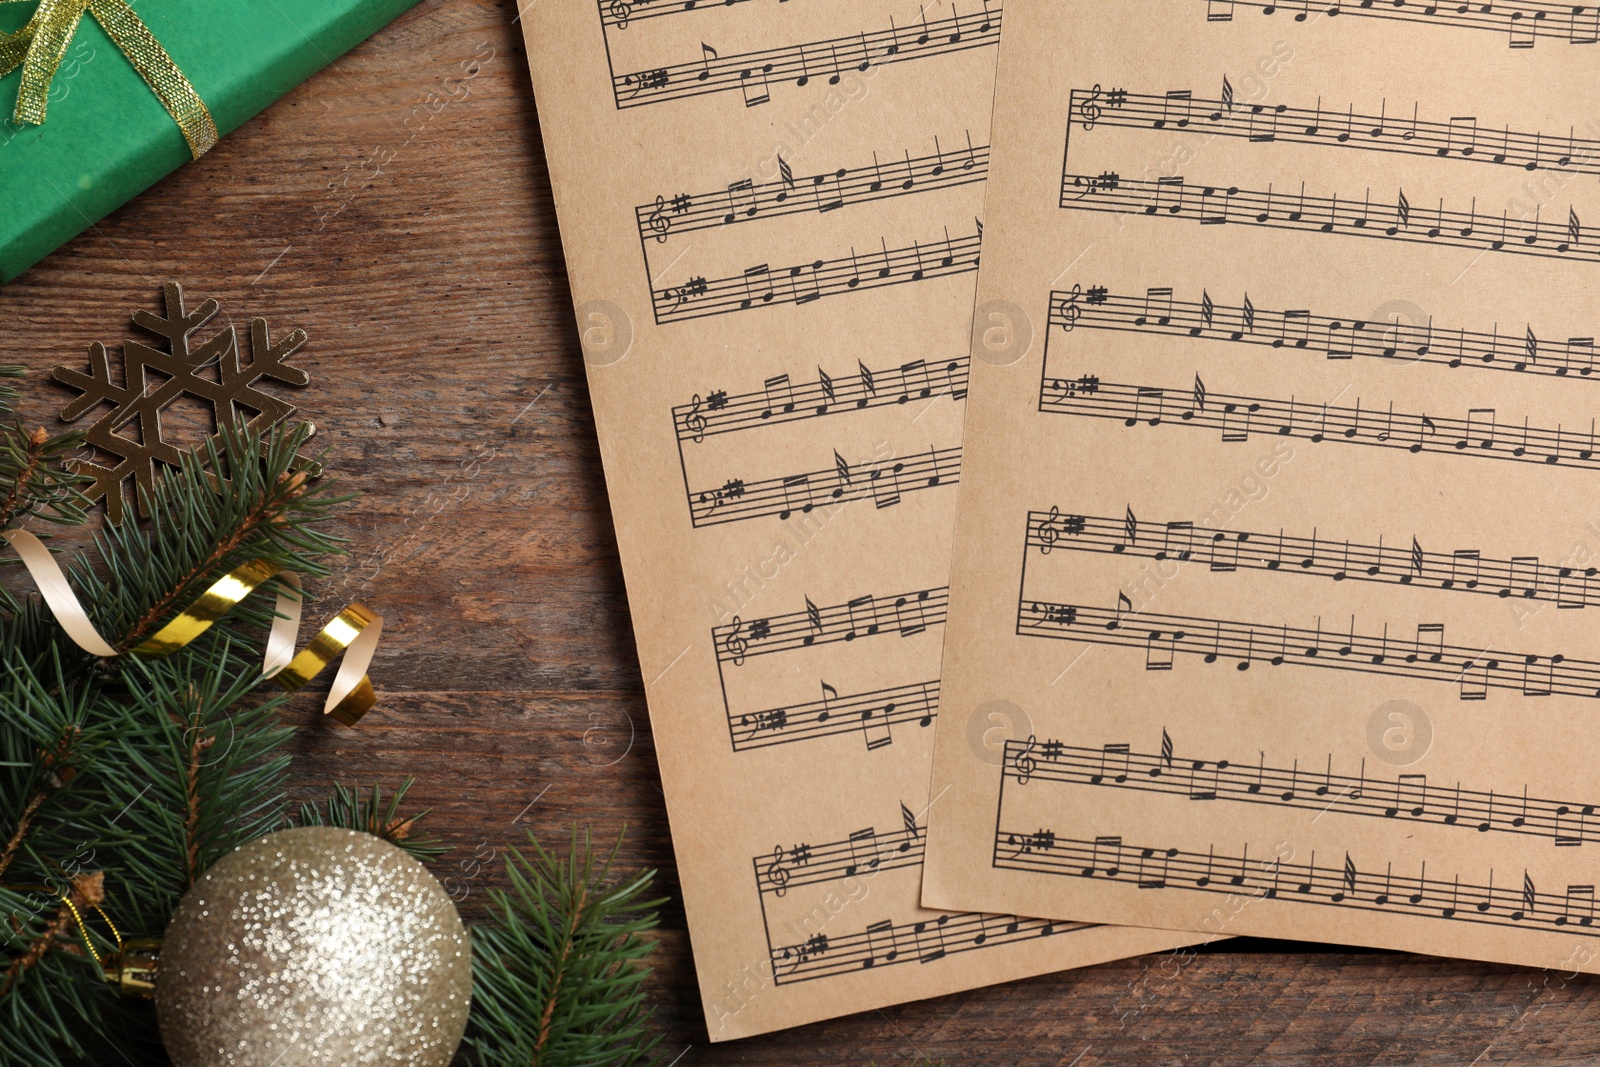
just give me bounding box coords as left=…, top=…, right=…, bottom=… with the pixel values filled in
left=926, top=0, right=1600, bottom=973
left=517, top=0, right=1190, bottom=1039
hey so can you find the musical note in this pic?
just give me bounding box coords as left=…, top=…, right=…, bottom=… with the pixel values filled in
left=1201, top=0, right=1600, bottom=49
left=862, top=919, right=900, bottom=967
left=996, top=826, right=1600, bottom=937
left=672, top=355, right=970, bottom=444
left=913, top=914, right=951, bottom=962
left=844, top=827, right=882, bottom=876
left=1084, top=835, right=1126, bottom=877
left=752, top=807, right=1071, bottom=979
left=1018, top=596, right=1600, bottom=702
left=730, top=680, right=939, bottom=750
left=1050, top=283, right=1600, bottom=383
left=1020, top=507, right=1600, bottom=611
left=611, top=8, right=1003, bottom=109
left=851, top=687, right=896, bottom=749
left=599, top=0, right=761, bottom=29
left=1067, top=84, right=1600, bottom=179
left=764, top=908, right=1075, bottom=984
left=1059, top=172, right=1597, bottom=268
left=713, top=588, right=950, bottom=747
left=1561, top=885, right=1598, bottom=927
left=870, top=458, right=905, bottom=509
left=687, top=446, right=960, bottom=526
left=1556, top=805, right=1593, bottom=847
left=901, top=801, right=922, bottom=845
left=653, top=224, right=983, bottom=324
left=1038, top=366, right=1600, bottom=477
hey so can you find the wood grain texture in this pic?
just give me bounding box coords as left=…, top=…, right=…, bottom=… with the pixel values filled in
left=1, top=2, right=1597, bottom=1063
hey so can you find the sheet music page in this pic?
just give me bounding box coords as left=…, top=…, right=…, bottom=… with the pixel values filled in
left=517, top=0, right=1191, bottom=1039
left=925, top=0, right=1600, bottom=972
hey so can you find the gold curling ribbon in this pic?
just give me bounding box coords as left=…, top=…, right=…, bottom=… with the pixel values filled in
left=3, top=528, right=381, bottom=725
left=0, top=0, right=219, bottom=159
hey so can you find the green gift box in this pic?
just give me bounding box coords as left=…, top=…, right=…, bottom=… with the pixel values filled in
left=0, top=0, right=424, bottom=283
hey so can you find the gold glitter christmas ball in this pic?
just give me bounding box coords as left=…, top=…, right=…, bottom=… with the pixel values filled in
left=156, top=827, right=471, bottom=1067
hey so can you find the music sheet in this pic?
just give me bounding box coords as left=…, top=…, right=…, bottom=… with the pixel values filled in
left=925, top=0, right=1600, bottom=973
left=517, top=0, right=1190, bottom=1039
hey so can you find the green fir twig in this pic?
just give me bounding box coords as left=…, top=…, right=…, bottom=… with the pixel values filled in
left=467, top=828, right=664, bottom=1067
left=295, top=779, right=447, bottom=862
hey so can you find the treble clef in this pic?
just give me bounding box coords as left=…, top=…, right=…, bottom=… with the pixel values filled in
left=684, top=393, right=708, bottom=443
left=1079, top=84, right=1104, bottom=131
left=724, top=616, right=748, bottom=666
left=646, top=194, right=671, bottom=243
left=1038, top=505, right=1063, bottom=555
left=608, top=0, right=633, bottom=29
left=1058, top=283, right=1083, bottom=332
left=765, top=844, right=790, bottom=897
left=1014, top=734, right=1038, bottom=785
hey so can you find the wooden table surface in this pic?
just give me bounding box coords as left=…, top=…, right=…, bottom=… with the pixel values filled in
left=3, top=2, right=1598, bottom=1064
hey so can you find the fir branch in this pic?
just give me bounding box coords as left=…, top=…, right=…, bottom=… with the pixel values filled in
left=105, top=648, right=297, bottom=928
left=0, top=873, right=102, bottom=1000
left=0, top=366, right=22, bottom=416
left=1, top=422, right=345, bottom=675
left=0, top=725, right=80, bottom=882
left=72, top=422, right=345, bottom=655
left=0, top=789, right=46, bottom=880
left=0, top=658, right=127, bottom=1067
left=1, top=897, right=73, bottom=999
left=0, top=367, right=90, bottom=532
left=294, top=779, right=447, bottom=862
left=181, top=694, right=212, bottom=885
left=466, top=828, right=664, bottom=1067
left=0, top=424, right=90, bottom=531
left=113, top=476, right=294, bottom=651
left=113, top=439, right=328, bottom=652
left=0, top=427, right=51, bottom=529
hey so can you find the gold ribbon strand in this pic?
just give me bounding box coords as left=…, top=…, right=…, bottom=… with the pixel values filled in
left=3, top=528, right=381, bottom=725
left=0, top=0, right=218, bottom=158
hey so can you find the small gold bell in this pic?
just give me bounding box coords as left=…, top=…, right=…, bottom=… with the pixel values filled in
left=103, top=937, right=161, bottom=999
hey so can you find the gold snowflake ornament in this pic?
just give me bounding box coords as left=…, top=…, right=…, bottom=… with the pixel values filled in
left=52, top=282, right=313, bottom=522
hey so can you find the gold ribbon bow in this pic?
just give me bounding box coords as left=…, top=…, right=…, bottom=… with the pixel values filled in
left=0, top=0, right=218, bottom=159
left=3, top=528, right=381, bottom=724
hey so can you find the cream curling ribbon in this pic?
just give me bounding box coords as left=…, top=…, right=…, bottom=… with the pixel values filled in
left=3, top=528, right=381, bottom=725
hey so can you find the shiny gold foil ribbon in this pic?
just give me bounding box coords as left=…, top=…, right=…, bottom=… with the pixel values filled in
left=0, top=0, right=219, bottom=159
left=3, top=528, right=381, bottom=724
